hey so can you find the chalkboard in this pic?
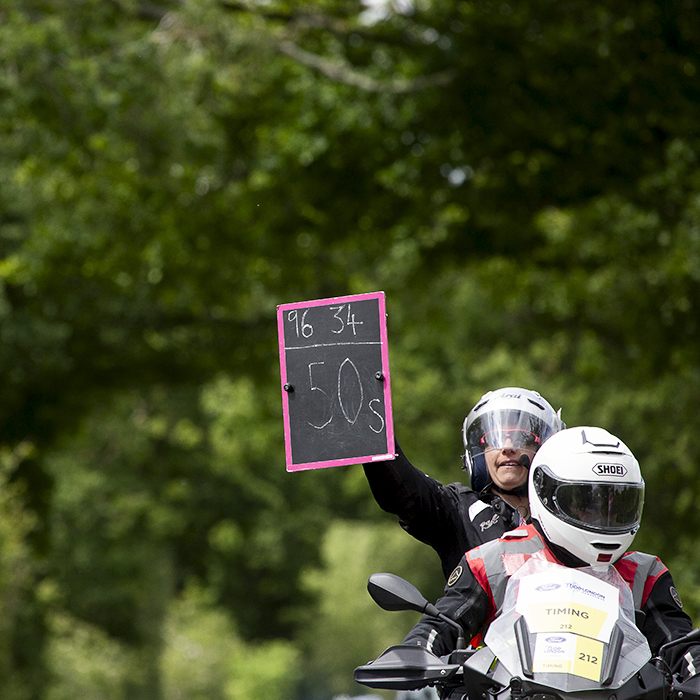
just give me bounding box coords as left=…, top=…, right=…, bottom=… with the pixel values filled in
left=277, top=291, right=395, bottom=472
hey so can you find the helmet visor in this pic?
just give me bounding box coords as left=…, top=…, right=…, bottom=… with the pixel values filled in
left=534, top=467, right=644, bottom=534
left=467, top=410, right=553, bottom=457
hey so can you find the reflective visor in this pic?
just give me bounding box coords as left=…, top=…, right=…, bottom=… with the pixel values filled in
left=480, top=428, right=541, bottom=451
left=534, top=467, right=644, bottom=533
left=467, top=410, right=552, bottom=456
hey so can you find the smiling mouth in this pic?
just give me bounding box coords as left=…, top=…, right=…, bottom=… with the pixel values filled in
left=499, top=461, right=522, bottom=468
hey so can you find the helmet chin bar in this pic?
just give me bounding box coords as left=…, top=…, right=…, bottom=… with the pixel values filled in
left=592, top=542, right=623, bottom=565
left=546, top=518, right=633, bottom=567
left=592, top=554, right=614, bottom=569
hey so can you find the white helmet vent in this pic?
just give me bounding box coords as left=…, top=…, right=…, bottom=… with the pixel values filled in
left=581, top=429, right=620, bottom=450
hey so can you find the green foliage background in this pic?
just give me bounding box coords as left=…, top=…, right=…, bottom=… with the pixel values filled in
left=2, top=0, right=700, bottom=697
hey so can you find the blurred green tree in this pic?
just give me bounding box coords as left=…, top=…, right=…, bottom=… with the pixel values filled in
left=2, top=0, right=700, bottom=697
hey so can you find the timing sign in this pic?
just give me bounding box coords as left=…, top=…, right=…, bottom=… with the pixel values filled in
left=277, top=291, right=395, bottom=472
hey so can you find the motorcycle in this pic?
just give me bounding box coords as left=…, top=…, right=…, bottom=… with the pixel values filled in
left=354, top=559, right=700, bottom=700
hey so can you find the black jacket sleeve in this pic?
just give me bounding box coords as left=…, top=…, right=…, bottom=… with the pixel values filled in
left=641, top=571, right=700, bottom=680
left=363, top=439, right=522, bottom=578
left=401, top=556, right=491, bottom=656
left=363, top=440, right=459, bottom=545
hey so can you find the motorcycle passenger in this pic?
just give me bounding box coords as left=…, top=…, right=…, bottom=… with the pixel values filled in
left=363, top=387, right=565, bottom=578
left=402, top=426, right=700, bottom=680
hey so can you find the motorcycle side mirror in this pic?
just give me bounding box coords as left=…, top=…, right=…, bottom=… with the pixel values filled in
left=367, top=573, right=433, bottom=614
left=367, top=573, right=467, bottom=651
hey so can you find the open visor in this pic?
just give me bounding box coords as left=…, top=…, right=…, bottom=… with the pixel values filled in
left=466, top=410, right=553, bottom=457
left=534, top=467, right=644, bottom=533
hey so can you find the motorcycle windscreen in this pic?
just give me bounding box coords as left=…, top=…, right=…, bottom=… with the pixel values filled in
left=484, top=560, right=650, bottom=692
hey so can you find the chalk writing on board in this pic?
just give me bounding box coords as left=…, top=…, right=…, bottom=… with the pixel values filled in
left=303, top=356, right=365, bottom=429
left=286, top=303, right=365, bottom=339
left=278, top=292, right=394, bottom=471
left=368, top=398, right=385, bottom=434
left=283, top=305, right=382, bottom=436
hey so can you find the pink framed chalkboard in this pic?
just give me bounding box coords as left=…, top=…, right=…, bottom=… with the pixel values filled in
left=277, top=291, right=395, bottom=471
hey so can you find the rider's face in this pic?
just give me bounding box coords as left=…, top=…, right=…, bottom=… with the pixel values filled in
left=485, top=436, right=533, bottom=491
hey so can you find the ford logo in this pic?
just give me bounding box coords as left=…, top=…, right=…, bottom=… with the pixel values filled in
left=535, top=583, right=561, bottom=592
left=546, top=636, right=567, bottom=643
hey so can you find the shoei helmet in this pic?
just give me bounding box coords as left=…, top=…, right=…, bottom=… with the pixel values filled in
left=462, top=388, right=564, bottom=492
left=529, top=426, right=645, bottom=568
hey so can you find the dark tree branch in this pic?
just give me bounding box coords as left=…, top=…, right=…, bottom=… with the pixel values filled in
left=277, top=40, right=455, bottom=93
left=107, top=0, right=452, bottom=92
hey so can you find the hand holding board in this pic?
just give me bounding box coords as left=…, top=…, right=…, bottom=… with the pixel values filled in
left=277, top=292, right=395, bottom=471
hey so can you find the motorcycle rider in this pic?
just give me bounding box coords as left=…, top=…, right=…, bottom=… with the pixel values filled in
left=363, top=387, right=565, bottom=578
left=402, top=426, right=700, bottom=680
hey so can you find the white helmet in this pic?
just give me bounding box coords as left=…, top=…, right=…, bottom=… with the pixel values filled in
left=529, top=426, right=645, bottom=568
left=462, top=387, right=564, bottom=492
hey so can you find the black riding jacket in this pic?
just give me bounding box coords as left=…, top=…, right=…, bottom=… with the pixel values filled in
left=363, top=440, right=523, bottom=579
